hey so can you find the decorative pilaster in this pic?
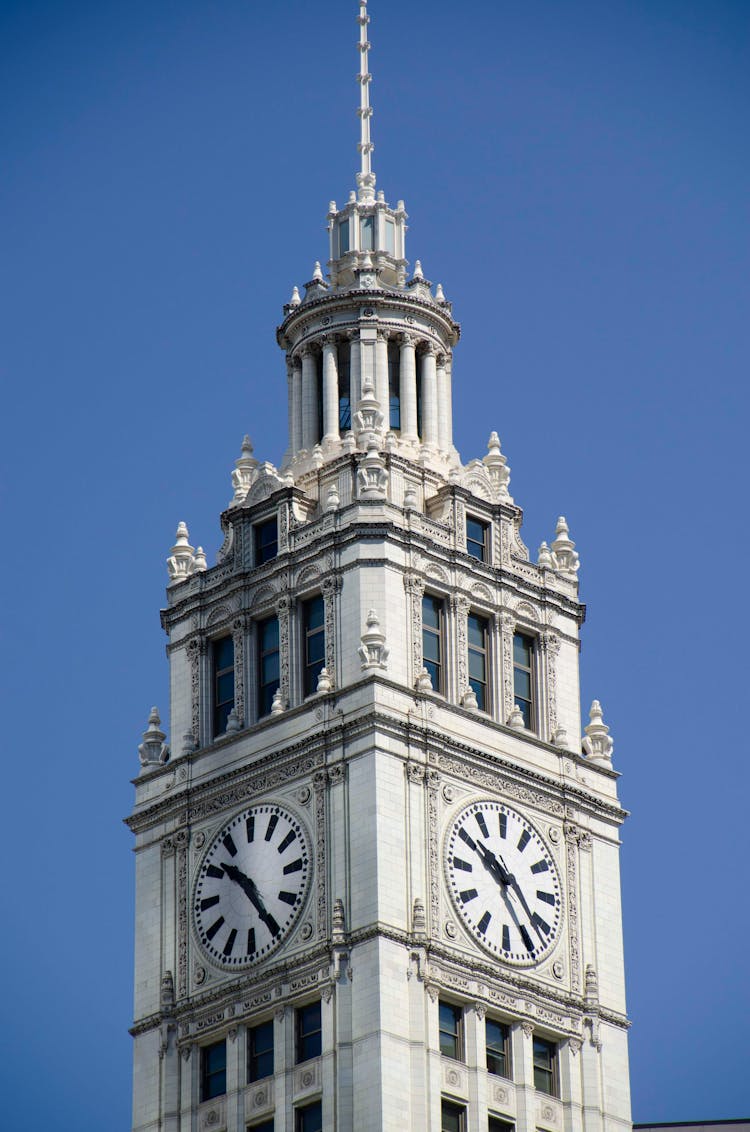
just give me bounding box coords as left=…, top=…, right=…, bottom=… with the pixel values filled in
left=276, top=596, right=292, bottom=710
left=452, top=595, right=470, bottom=701
left=499, top=611, right=516, bottom=724
left=313, top=771, right=329, bottom=939
left=187, top=638, right=202, bottom=749
left=291, top=355, right=303, bottom=456
left=436, top=353, right=450, bottom=451
left=322, top=574, right=342, bottom=688
left=540, top=630, right=560, bottom=741
left=231, top=617, right=246, bottom=728
left=404, top=573, right=425, bottom=686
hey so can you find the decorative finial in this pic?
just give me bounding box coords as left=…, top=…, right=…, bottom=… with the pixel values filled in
left=358, top=609, right=389, bottom=670
left=412, top=260, right=424, bottom=281
left=435, top=283, right=446, bottom=303
left=507, top=704, right=526, bottom=730
left=231, top=434, right=259, bottom=504
left=551, top=516, right=580, bottom=577
left=483, top=432, right=512, bottom=500
left=582, top=700, right=614, bottom=766
left=138, top=707, right=169, bottom=769
left=191, top=546, right=207, bottom=572
left=290, top=285, right=301, bottom=307
left=356, top=1, right=376, bottom=202
left=461, top=687, right=479, bottom=711
left=537, top=541, right=554, bottom=569
left=270, top=688, right=285, bottom=715
left=167, top=522, right=194, bottom=584
left=415, top=666, right=433, bottom=693
left=317, top=667, right=333, bottom=694
left=312, top=261, right=323, bottom=281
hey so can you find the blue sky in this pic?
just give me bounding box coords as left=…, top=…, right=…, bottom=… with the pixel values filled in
left=1, top=0, right=748, bottom=1126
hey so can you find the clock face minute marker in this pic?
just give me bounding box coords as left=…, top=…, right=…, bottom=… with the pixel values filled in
left=246, top=816, right=255, bottom=843
left=537, top=890, right=556, bottom=905
left=499, top=812, right=507, bottom=838
left=247, top=927, right=256, bottom=956
left=519, top=924, right=534, bottom=952
left=460, top=888, right=479, bottom=904
left=283, top=858, right=304, bottom=874
left=531, top=859, right=549, bottom=874
left=452, top=856, right=472, bottom=872
left=277, top=829, right=297, bottom=854
left=502, top=924, right=511, bottom=951
left=200, top=896, right=220, bottom=912
left=278, top=890, right=297, bottom=905
left=222, top=833, right=238, bottom=857
left=223, top=928, right=237, bottom=956
left=477, top=910, right=491, bottom=934
left=265, top=814, right=279, bottom=842
left=206, top=916, right=225, bottom=941
left=206, top=865, right=224, bottom=880
left=476, top=811, right=489, bottom=839
left=458, top=828, right=476, bottom=851
left=532, top=913, right=551, bottom=935
left=517, top=829, right=530, bottom=853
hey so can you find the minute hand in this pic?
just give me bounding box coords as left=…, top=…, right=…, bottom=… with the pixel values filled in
left=504, top=871, right=545, bottom=944
left=221, top=862, right=279, bottom=934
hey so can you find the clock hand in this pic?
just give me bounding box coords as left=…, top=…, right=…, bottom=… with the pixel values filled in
left=221, top=862, right=280, bottom=935
left=476, top=843, right=544, bottom=948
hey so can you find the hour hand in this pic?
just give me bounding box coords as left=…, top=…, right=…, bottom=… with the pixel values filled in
left=476, top=841, right=511, bottom=886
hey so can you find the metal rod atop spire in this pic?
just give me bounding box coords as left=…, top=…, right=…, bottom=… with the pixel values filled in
left=356, top=0, right=376, bottom=202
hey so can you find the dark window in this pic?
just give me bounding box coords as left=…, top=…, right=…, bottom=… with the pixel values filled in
left=422, top=595, right=443, bottom=693
left=255, top=518, right=278, bottom=565
left=416, top=355, right=423, bottom=439
left=200, top=1039, right=226, bottom=1101
left=360, top=214, right=374, bottom=251
left=438, top=1001, right=463, bottom=1060
left=488, top=1120, right=514, bottom=1132
left=441, top=1099, right=466, bottom=1132
left=486, top=1018, right=510, bottom=1078
left=247, top=1019, right=274, bottom=1082
left=296, top=1101, right=322, bottom=1132
left=388, top=339, right=401, bottom=430
left=296, top=1001, right=322, bottom=1063
left=468, top=613, right=489, bottom=711
left=338, top=341, right=351, bottom=430
left=466, top=516, right=489, bottom=562
left=249, top=1121, right=274, bottom=1132
left=512, top=632, right=535, bottom=729
left=533, top=1036, right=558, bottom=1096
left=302, top=596, right=325, bottom=696
left=338, top=217, right=350, bottom=256
left=257, top=617, right=280, bottom=717
left=212, top=636, right=234, bottom=737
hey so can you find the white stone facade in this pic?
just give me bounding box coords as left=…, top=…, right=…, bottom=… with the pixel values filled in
left=128, top=4, right=631, bottom=1130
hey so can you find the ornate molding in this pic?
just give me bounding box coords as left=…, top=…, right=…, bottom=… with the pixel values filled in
left=427, top=770, right=440, bottom=934
left=232, top=617, right=245, bottom=728
left=313, top=771, right=328, bottom=939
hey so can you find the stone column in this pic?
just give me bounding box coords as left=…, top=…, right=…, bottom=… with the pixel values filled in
left=375, top=329, right=389, bottom=421
left=445, top=351, right=454, bottom=449
left=301, top=347, right=318, bottom=450
left=349, top=330, right=361, bottom=414
left=399, top=334, right=418, bottom=440
left=291, top=355, right=303, bottom=457
left=420, top=346, right=438, bottom=447
left=322, top=336, right=340, bottom=444
left=436, top=353, right=450, bottom=452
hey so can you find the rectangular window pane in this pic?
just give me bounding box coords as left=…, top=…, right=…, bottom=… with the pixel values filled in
left=466, top=516, right=488, bottom=562
left=388, top=340, right=400, bottom=430
left=296, top=1101, right=323, bottom=1132
left=422, top=595, right=443, bottom=694
left=441, top=1100, right=465, bottom=1132
left=360, top=214, right=374, bottom=250
left=512, top=632, right=534, bottom=731
left=296, top=1002, right=322, bottom=1063
left=338, top=342, right=351, bottom=430
left=338, top=218, right=349, bottom=255
left=212, top=636, right=235, bottom=737
left=468, top=613, right=485, bottom=649
left=303, top=596, right=326, bottom=696
left=201, top=1039, right=226, bottom=1101
left=486, top=1019, right=510, bottom=1078
left=248, top=1020, right=274, bottom=1082
left=422, top=596, right=441, bottom=629
left=513, top=632, right=532, bottom=667
left=468, top=652, right=486, bottom=682
left=384, top=216, right=396, bottom=255
left=533, top=1037, right=557, bottom=1096
left=255, top=518, right=278, bottom=565
left=439, top=1001, right=461, bottom=1060
left=488, top=1120, right=514, bottom=1132
left=514, top=669, right=531, bottom=700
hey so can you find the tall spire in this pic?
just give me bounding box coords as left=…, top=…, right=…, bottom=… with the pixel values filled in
left=356, top=0, right=376, bottom=202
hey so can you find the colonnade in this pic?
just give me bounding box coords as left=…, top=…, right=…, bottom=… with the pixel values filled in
left=286, top=330, right=453, bottom=456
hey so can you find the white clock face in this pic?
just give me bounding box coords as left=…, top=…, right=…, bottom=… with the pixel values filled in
left=194, top=803, right=311, bottom=968
left=445, top=800, right=562, bottom=966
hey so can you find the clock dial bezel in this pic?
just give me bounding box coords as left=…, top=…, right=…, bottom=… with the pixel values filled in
left=444, top=799, right=562, bottom=967
left=193, top=802, right=311, bottom=969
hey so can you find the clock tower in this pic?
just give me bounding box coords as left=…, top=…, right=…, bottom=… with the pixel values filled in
left=127, top=4, right=633, bottom=1131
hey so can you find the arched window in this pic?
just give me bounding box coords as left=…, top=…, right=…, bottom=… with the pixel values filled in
left=388, top=340, right=400, bottom=430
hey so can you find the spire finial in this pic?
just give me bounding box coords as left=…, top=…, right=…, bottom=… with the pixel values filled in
left=356, top=1, right=376, bottom=202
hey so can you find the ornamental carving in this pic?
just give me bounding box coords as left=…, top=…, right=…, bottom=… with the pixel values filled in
left=231, top=618, right=245, bottom=728
left=187, top=639, right=202, bottom=748
left=406, top=761, right=425, bottom=783
left=276, top=595, right=292, bottom=707
left=314, top=772, right=328, bottom=939
left=565, top=829, right=581, bottom=993
left=427, top=771, right=441, bottom=931
left=187, top=752, right=324, bottom=822
left=404, top=573, right=426, bottom=683
left=499, top=612, right=515, bottom=723
left=431, top=753, right=564, bottom=817
left=453, top=595, right=470, bottom=693
left=541, top=631, right=560, bottom=737
left=177, top=842, right=188, bottom=998
left=322, top=574, right=342, bottom=685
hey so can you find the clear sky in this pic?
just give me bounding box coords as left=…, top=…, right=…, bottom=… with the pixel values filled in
left=1, top=0, right=748, bottom=1127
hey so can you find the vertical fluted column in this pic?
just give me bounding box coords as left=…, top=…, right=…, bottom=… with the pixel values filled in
left=290, top=355, right=303, bottom=457
left=421, top=346, right=438, bottom=447
left=322, top=336, right=340, bottom=444
left=444, top=351, right=454, bottom=450
left=375, top=329, right=389, bottom=421
left=349, top=330, right=361, bottom=413
left=301, top=348, right=318, bottom=450
left=436, top=353, right=451, bottom=452
left=399, top=334, right=418, bottom=440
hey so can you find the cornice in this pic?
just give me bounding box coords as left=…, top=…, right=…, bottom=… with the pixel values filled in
left=276, top=287, right=461, bottom=349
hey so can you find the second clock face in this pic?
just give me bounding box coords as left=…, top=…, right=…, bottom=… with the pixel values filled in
left=445, top=800, right=562, bottom=966
left=194, top=803, right=311, bottom=968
